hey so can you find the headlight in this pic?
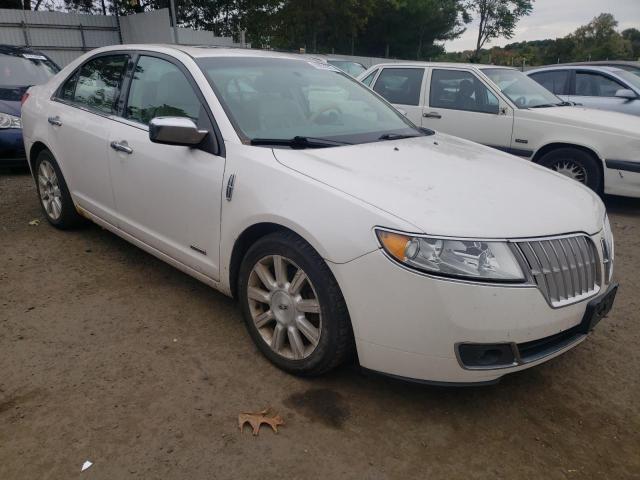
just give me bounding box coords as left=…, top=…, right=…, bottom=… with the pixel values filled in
left=376, top=229, right=525, bottom=282
left=0, top=112, right=21, bottom=129
left=602, top=214, right=614, bottom=282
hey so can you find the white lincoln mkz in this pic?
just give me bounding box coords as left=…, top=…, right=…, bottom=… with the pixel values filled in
left=21, top=45, right=617, bottom=385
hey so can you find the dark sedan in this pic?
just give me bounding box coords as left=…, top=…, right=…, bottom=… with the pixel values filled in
left=1, top=45, right=59, bottom=166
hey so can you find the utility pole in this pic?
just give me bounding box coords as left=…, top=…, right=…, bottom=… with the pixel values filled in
left=168, top=0, right=179, bottom=44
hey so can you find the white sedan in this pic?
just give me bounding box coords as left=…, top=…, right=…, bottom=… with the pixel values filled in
left=358, top=62, right=640, bottom=197
left=22, top=45, right=616, bottom=385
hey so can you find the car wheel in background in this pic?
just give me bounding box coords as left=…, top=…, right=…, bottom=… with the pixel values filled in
left=538, top=147, right=602, bottom=193
left=238, top=231, right=353, bottom=376
left=34, top=149, right=86, bottom=229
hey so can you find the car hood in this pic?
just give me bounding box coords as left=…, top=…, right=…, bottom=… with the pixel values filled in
left=517, top=105, right=640, bottom=137
left=273, top=133, right=605, bottom=238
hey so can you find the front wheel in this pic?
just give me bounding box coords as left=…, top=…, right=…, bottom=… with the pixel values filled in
left=238, top=231, right=353, bottom=376
left=538, top=147, right=602, bottom=193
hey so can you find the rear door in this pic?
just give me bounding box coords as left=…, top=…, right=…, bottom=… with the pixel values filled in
left=107, top=53, right=226, bottom=280
left=423, top=68, right=513, bottom=150
left=372, top=67, right=426, bottom=124
left=569, top=70, right=629, bottom=113
left=47, top=53, right=130, bottom=224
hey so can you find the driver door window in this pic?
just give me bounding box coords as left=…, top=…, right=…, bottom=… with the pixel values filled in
left=575, top=72, right=625, bottom=97
left=125, top=56, right=202, bottom=124
left=425, top=69, right=512, bottom=150
left=430, top=69, right=499, bottom=114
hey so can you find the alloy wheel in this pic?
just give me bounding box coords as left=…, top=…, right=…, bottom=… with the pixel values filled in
left=38, top=159, right=63, bottom=220
left=552, top=159, right=588, bottom=184
left=247, top=255, right=322, bottom=360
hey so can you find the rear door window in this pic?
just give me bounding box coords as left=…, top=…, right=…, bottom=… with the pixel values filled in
left=529, top=70, right=570, bottom=95
left=61, top=54, right=129, bottom=114
left=373, top=68, right=424, bottom=106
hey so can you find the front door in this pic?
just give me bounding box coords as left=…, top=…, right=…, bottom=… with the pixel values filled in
left=570, top=70, right=631, bottom=114
left=108, top=54, right=226, bottom=280
left=422, top=68, right=513, bottom=151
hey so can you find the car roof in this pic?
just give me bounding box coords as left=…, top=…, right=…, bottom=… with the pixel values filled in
left=365, top=61, right=516, bottom=71
left=527, top=65, right=624, bottom=74
left=87, top=44, right=318, bottom=62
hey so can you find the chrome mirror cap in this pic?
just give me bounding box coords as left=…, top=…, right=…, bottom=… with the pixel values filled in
left=149, top=117, right=208, bottom=146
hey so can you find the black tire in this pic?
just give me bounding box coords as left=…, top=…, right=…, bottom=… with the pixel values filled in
left=33, top=149, right=86, bottom=229
left=238, top=230, right=354, bottom=376
left=538, top=147, right=602, bottom=193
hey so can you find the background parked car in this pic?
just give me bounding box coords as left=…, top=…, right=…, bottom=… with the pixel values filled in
left=0, top=45, right=59, bottom=167
left=527, top=65, right=640, bottom=116
left=358, top=62, right=640, bottom=197
left=543, top=60, right=640, bottom=77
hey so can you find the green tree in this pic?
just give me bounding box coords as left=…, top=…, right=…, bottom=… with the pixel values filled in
left=621, top=28, right=640, bottom=61
left=570, top=13, right=632, bottom=61
left=464, top=0, right=533, bottom=60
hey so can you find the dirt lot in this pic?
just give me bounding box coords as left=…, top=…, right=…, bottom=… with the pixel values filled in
left=1, top=170, right=639, bottom=480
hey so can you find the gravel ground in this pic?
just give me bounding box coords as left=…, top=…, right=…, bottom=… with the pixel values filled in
left=1, top=169, right=639, bottom=480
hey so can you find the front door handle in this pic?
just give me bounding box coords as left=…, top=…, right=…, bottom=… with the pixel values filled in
left=423, top=112, right=442, bottom=119
left=110, top=140, right=133, bottom=154
left=47, top=116, right=62, bottom=126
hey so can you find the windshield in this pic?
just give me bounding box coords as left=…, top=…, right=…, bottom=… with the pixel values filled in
left=616, top=65, right=640, bottom=76
left=197, top=57, right=423, bottom=145
left=617, top=70, right=640, bottom=91
left=327, top=60, right=367, bottom=77
left=482, top=68, right=562, bottom=108
left=0, top=52, right=59, bottom=88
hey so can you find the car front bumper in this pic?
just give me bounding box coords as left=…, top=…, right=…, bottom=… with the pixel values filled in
left=0, top=129, right=26, bottom=166
left=330, top=248, right=614, bottom=384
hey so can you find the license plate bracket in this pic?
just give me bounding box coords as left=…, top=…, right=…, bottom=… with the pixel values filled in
left=580, top=283, right=618, bottom=333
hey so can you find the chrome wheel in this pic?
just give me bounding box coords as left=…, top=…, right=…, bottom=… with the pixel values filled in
left=552, top=159, right=587, bottom=184
left=247, top=255, right=321, bottom=360
left=37, top=159, right=62, bottom=220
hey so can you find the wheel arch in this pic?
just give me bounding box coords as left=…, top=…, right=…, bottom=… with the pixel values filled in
left=532, top=142, right=604, bottom=190
left=229, top=222, right=309, bottom=300
left=28, top=141, right=50, bottom=173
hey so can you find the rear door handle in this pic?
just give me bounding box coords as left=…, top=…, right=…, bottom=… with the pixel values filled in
left=47, top=116, right=62, bottom=126
left=110, top=140, right=133, bottom=154
left=423, top=112, right=442, bottom=119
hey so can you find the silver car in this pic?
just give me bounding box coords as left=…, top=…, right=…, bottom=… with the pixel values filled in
left=527, top=65, right=640, bottom=116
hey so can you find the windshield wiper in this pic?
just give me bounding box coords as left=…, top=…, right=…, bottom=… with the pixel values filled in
left=378, top=133, right=423, bottom=141
left=529, top=103, right=557, bottom=109
left=250, top=136, right=351, bottom=149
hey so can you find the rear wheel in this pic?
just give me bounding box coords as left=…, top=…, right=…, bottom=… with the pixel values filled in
left=238, top=231, right=353, bottom=376
left=538, top=147, right=602, bottom=193
left=34, top=150, right=85, bottom=229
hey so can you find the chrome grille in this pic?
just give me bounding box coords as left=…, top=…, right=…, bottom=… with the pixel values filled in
left=517, top=235, right=600, bottom=307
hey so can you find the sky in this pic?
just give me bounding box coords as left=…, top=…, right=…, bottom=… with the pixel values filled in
left=444, top=0, right=640, bottom=52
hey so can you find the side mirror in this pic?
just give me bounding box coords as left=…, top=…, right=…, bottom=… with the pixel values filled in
left=614, top=88, right=638, bottom=100
left=149, top=117, right=208, bottom=146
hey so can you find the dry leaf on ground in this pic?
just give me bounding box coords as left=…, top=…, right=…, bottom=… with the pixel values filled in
left=28, top=219, right=40, bottom=226
left=238, top=408, right=284, bottom=435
